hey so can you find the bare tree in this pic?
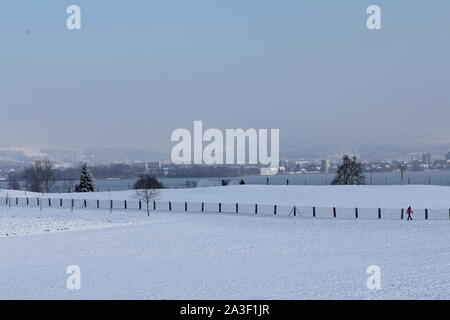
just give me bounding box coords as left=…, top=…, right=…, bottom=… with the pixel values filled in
left=135, top=189, right=161, bottom=216
left=398, top=162, right=408, bottom=183
left=133, top=175, right=164, bottom=190
left=41, top=159, right=56, bottom=192
left=24, top=163, right=42, bottom=192
left=7, top=172, right=21, bottom=190
left=23, top=159, right=56, bottom=193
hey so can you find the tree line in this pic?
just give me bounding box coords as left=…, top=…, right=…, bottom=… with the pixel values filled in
left=6, top=155, right=365, bottom=193
left=6, top=159, right=165, bottom=193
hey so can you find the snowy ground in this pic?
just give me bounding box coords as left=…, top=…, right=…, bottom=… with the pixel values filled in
left=0, top=207, right=448, bottom=299
left=0, top=207, right=138, bottom=237
left=0, top=185, right=449, bottom=299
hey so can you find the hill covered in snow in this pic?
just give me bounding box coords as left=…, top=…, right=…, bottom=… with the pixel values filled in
left=0, top=147, right=167, bottom=169
left=0, top=184, right=449, bottom=299
left=0, top=207, right=449, bottom=299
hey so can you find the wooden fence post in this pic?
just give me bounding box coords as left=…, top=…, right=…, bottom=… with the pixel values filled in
left=378, top=208, right=381, bottom=219
left=274, top=205, right=277, bottom=215
left=425, top=208, right=428, bottom=220
left=97, top=200, right=100, bottom=209
left=16, top=197, right=18, bottom=206
left=139, top=201, right=142, bottom=210
left=153, top=201, right=156, bottom=211
left=124, top=200, right=127, bottom=210
left=201, top=202, right=204, bottom=212
left=72, top=199, right=75, bottom=212
left=84, top=199, right=87, bottom=208
left=333, top=207, right=336, bottom=218
left=313, top=206, right=316, bottom=217
left=401, top=208, right=404, bottom=220
left=60, top=198, right=63, bottom=207
left=235, top=203, right=238, bottom=214
left=355, top=207, right=358, bottom=219
left=255, top=204, right=258, bottom=214
left=26, top=198, right=29, bottom=206
left=49, top=198, right=51, bottom=207
left=185, top=202, right=188, bottom=212
left=110, top=200, right=113, bottom=211
left=169, top=201, right=172, bottom=211
left=219, top=203, right=222, bottom=213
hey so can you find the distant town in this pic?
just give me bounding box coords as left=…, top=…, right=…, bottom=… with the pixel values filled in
left=1, top=151, right=450, bottom=181
left=279, top=151, right=450, bottom=175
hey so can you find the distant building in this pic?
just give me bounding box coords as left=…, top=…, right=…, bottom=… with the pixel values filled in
left=422, top=153, right=431, bottom=164
left=320, top=160, right=330, bottom=173
left=260, top=167, right=279, bottom=175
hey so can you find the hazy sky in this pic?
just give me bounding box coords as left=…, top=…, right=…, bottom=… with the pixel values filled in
left=1, top=0, right=449, bottom=155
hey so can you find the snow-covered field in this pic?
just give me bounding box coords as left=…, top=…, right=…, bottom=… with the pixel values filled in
left=3, top=185, right=450, bottom=209
left=0, top=185, right=449, bottom=299
left=0, top=207, right=138, bottom=237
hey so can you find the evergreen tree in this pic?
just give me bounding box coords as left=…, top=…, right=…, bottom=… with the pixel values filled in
left=331, top=155, right=365, bottom=185
left=75, top=163, right=96, bottom=192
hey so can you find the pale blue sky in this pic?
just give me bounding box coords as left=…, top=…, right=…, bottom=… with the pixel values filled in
left=1, top=0, right=449, bottom=155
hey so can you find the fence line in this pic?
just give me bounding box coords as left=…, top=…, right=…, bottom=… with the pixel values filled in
left=1, top=195, right=449, bottom=221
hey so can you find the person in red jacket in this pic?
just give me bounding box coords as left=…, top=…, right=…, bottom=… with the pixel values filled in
left=406, top=206, right=413, bottom=220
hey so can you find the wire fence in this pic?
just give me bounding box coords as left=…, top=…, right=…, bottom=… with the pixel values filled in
left=1, top=195, right=450, bottom=221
